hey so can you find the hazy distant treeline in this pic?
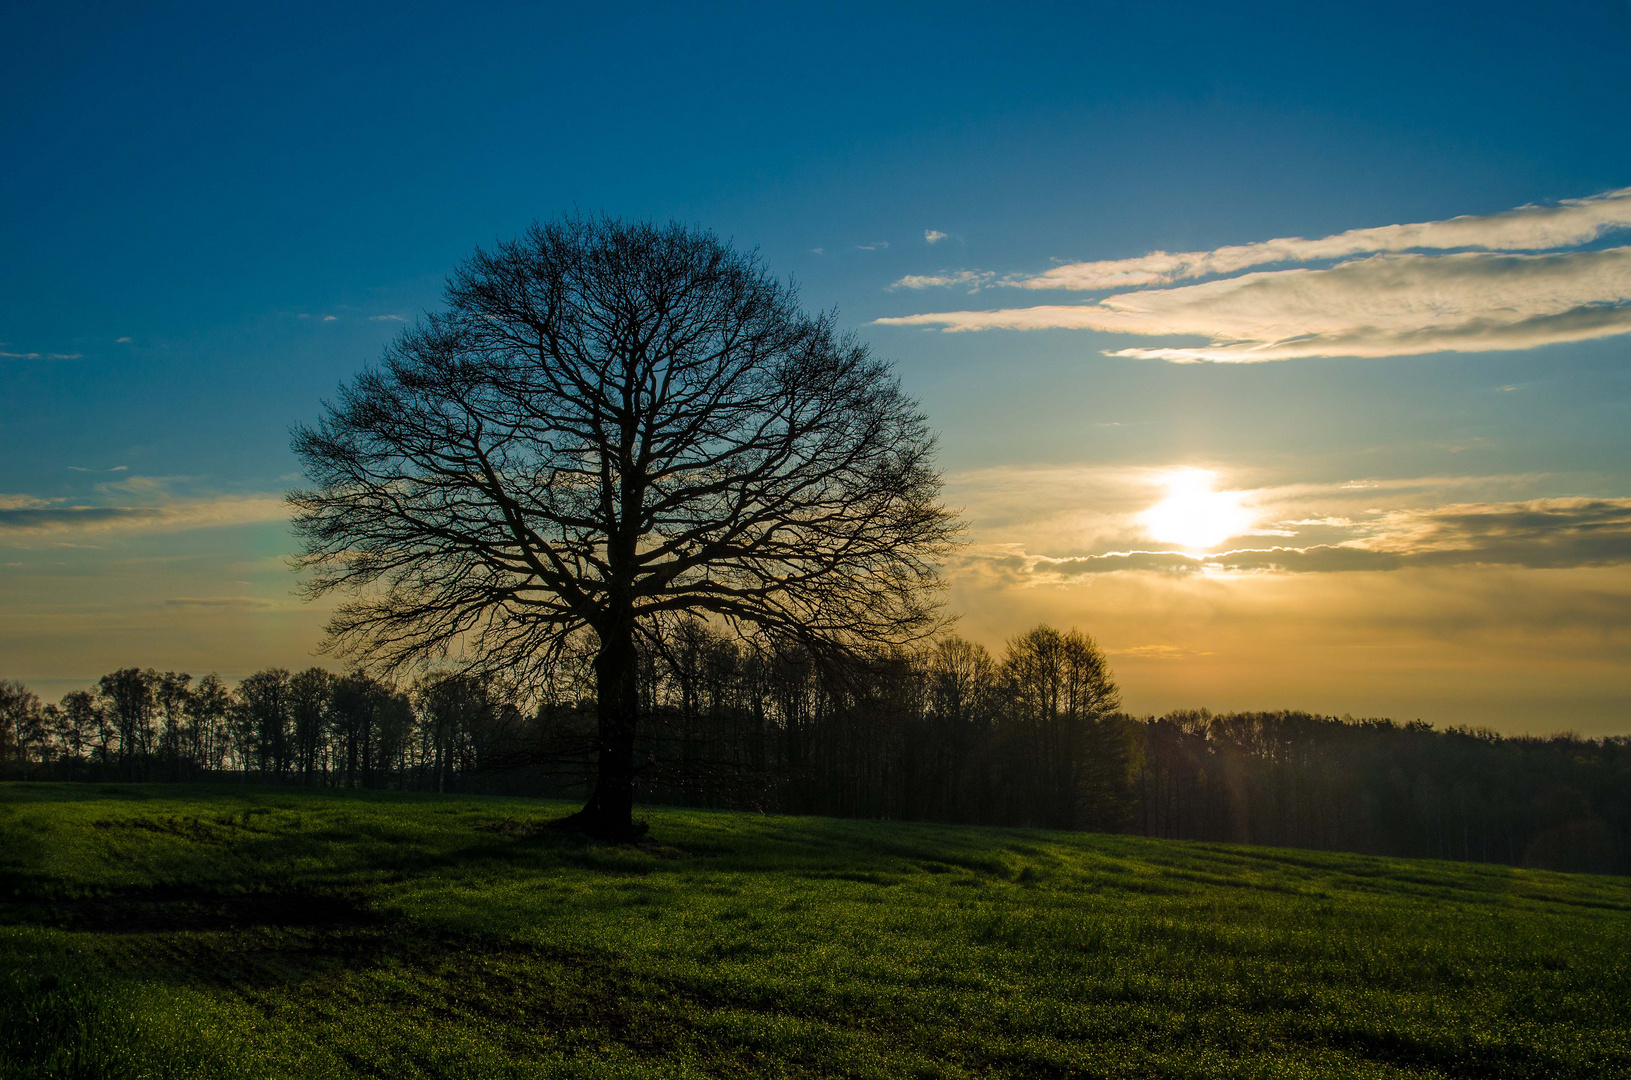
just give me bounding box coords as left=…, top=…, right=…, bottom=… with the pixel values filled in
left=3, top=623, right=1627, bottom=873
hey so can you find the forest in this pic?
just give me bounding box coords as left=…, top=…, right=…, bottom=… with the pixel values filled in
left=3, top=621, right=1626, bottom=875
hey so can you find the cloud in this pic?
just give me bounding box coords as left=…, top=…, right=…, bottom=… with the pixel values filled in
left=878, top=186, right=1631, bottom=361
left=1006, top=186, right=1631, bottom=290
left=1357, top=498, right=1631, bottom=568
left=164, top=596, right=276, bottom=609
left=322, top=315, right=338, bottom=322
left=0, top=494, right=289, bottom=537
left=878, top=247, right=1631, bottom=361
left=891, top=270, right=995, bottom=291
left=857, top=241, right=890, bottom=251
left=961, top=497, right=1631, bottom=584
left=1104, top=644, right=1213, bottom=662
left=924, top=230, right=949, bottom=245
left=1, top=351, right=82, bottom=360
left=962, top=545, right=1398, bottom=582
left=898, top=186, right=1631, bottom=294
left=369, top=314, right=406, bottom=322
left=116, top=336, right=132, bottom=344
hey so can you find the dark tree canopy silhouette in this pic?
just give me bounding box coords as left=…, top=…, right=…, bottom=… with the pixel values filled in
left=290, top=216, right=958, bottom=838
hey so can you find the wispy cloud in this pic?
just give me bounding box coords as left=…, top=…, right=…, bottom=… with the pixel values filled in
left=891, top=270, right=995, bottom=292
left=924, top=230, right=949, bottom=245
left=857, top=241, right=890, bottom=251
left=880, top=187, right=1631, bottom=361
left=0, top=493, right=288, bottom=537
left=368, top=314, right=406, bottom=322
left=881, top=247, right=1631, bottom=361
left=1104, top=644, right=1212, bottom=662
left=1, top=350, right=83, bottom=360
left=1005, top=186, right=1631, bottom=290
left=164, top=596, right=276, bottom=609
left=1357, top=498, right=1631, bottom=567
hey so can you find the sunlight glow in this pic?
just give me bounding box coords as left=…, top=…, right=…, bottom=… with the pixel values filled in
left=1140, top=469, right=1254, bottom=552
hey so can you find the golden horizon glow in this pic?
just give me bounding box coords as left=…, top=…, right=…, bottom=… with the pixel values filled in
left=1139, top=469, right=1255, bottom=552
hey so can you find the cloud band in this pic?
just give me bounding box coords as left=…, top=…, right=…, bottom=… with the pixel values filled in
left=880, top=187, right=1631, bottom=361
left=879, top=247, right=1631, bottom=361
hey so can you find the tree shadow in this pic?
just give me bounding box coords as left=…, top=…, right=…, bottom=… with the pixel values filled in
left=9, top=888, right=377, bottom=935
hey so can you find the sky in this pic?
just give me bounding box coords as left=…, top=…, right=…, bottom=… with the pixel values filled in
left=3, top=1, right=1630, bottom=733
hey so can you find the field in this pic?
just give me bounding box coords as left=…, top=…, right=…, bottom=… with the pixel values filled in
left=2, top=785, right=1629, bottom=1079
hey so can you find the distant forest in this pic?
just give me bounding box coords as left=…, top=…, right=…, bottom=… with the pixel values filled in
left=3, top=623, right=1627, bottom=874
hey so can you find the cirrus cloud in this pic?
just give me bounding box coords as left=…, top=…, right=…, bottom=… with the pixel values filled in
left=0, top=493, right=289, bottom=538
left=890, top=270, right=995, bottom=292
left=893, top=185, right=1631, bottom=292
left=879, top=247, right=1631, bottom=361
left=164, top=596, right=277, bottom=609
left=879, top=187, right=1631, bottom=361
left=1003, top=185, right=1631, bottom=290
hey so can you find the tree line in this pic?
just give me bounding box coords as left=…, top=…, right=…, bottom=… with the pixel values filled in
left=3, top=621, right=1626, bottom=873
left=0, top=669, right=462, bottom=791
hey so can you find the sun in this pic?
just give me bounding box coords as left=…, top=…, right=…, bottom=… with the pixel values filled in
left=1139, top=468, right=1254, bottom=552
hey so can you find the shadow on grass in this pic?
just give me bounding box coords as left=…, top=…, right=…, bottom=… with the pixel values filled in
left=7, top=889, right=377, bottom=935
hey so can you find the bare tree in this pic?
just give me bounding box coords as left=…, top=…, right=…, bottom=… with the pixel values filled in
left=0, top=680, right=42, bottom=765
left=55, top=690, right=99, bottom=764
left=1000, top=626, right=1122, bottom=829
left=99, top=668, right=156, bottom=780
left=238, top=669, right=293, bottom=776
left=187, top=674, right=233, bottom=774
left=289, top=667, right=336, bottom=783
left=291, top=216, right=957, bottom=838
left=155, top=671, right=192, bottom=782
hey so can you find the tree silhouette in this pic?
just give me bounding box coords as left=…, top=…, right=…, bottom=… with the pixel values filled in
left=291, top=216, right=957, bottom=838
left=999, top=627, right=1122, bottom=829
left=98, top=668, right=156, bottom=780
left=0, top=680, right=42, bottom=764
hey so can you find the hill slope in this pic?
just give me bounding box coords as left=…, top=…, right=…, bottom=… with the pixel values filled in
left=2, top=783, right=1629, bottom=1078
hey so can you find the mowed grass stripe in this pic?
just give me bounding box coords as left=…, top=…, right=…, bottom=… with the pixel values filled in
left=2, top=783, right=1628, bottom=1078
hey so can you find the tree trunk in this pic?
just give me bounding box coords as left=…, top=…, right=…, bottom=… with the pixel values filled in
left=558, top=613, right=645, bottom=841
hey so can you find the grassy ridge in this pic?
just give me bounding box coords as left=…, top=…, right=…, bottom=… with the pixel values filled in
left=2, top=784, right=1629, bottom=1078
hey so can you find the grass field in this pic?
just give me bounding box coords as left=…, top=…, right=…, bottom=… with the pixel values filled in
left=2, top=784, right=1629, bottom=1079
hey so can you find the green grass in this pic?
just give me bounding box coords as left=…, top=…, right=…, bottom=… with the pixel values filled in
left=2, top=784, right=1629, bottom=1079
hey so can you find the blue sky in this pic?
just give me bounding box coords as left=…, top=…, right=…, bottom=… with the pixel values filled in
left=4, top=1, right=1631, bottom=731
